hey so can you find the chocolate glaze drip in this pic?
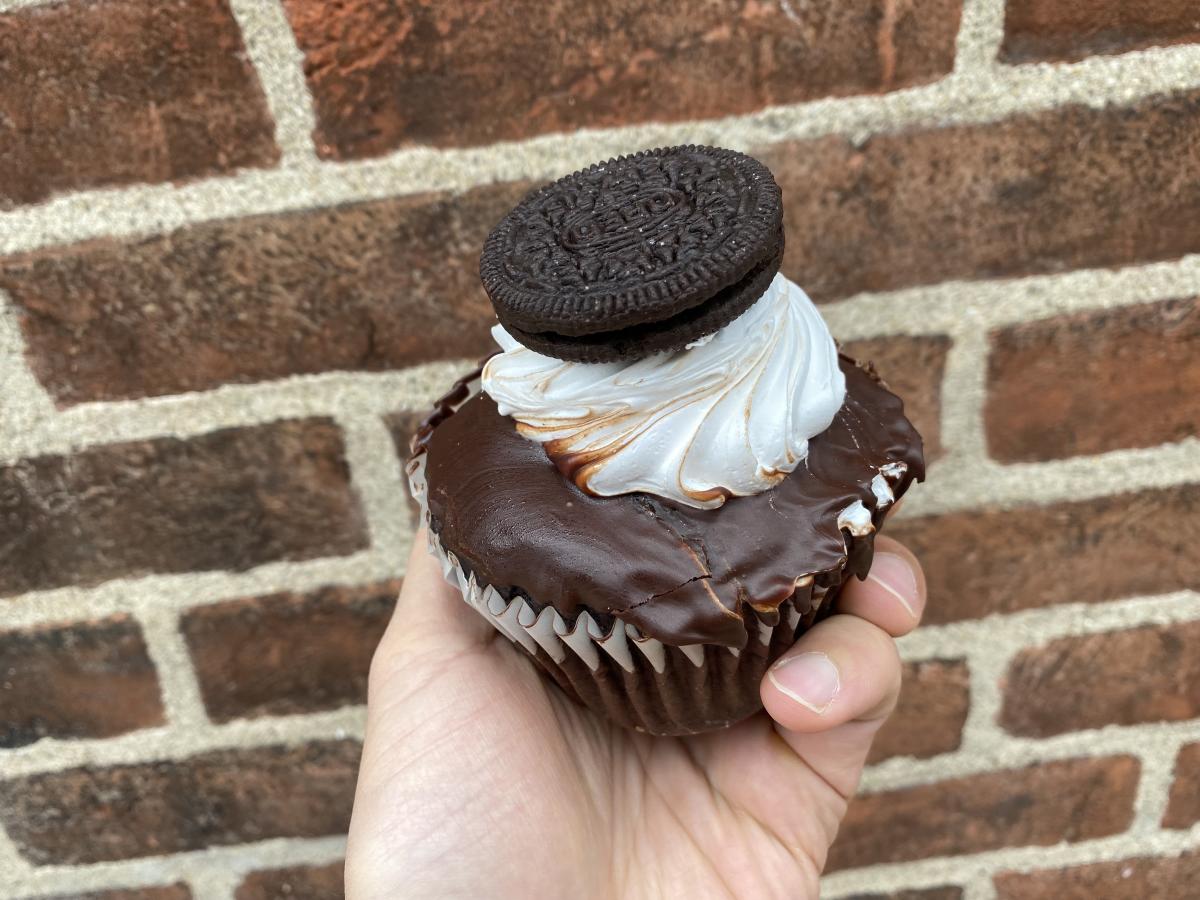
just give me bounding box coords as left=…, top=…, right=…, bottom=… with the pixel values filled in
left=413, top=355, right=924, bottom=648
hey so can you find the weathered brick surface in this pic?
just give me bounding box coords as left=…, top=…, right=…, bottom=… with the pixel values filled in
left=986, top=298, right=1200, bottom=462
left=889, top=484, right=1200, bottom=624
left=283, top=0, right=961, bottom=159
left=28, top=887, right=192, bottom=900
left=183, top=581, right=398, bottom=722
left=1000, top=623, right=1200, bottom=737
left=3, top=183, right=526, bottom=406
left=1163, top=741, right=1200, bottom=829
left=0, top=741, right=360, bottom=865
left=0, top=615, right=163, bottom=748
left=0, top=0, right=277, bottom=208
left=868, top=659, right=969, bottom=763
left=826, top=756, right=1139, bottom=871
left=0, top=420, right=367, bottom=597
left=846, top=890, right=962, bottom=900
left=843, top=335, right=950, bottom=462
left=1002, top=0, right=1200, bottom=63
left=994, top=851, right=1200, bottom=899
left=757, top=90, right=1200, bottom=301
left=236, top=862, right=344, bottom=900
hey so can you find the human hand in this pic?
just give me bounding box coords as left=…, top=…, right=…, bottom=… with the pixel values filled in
left=345, top=530, right=926, bottom=899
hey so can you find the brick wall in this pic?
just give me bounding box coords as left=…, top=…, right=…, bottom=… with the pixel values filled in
left=1, top=0, right=1198, bottom=897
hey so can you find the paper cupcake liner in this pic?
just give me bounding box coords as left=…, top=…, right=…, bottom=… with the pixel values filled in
left=406, top=451, right=842, bottom=735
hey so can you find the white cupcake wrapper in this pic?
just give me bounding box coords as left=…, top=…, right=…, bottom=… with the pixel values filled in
left=406, top=452, right=805, bottom=673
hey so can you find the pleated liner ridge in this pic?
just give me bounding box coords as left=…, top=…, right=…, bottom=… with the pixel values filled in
left=406, top=450, right=846, bottom=736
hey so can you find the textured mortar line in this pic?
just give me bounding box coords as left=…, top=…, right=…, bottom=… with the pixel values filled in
left=951, top=636, right=1008, bottom=761
left=820, top=824, right=1200, bottom=898
left=1133, top=743, right=1186, bottom=834
left=951, top=0, right=1006, bottom=75
left=226, top=0, right=319, bottom=164
left=4, top=835, right=346, bottom=898
left=5, top=43, right=1200, bottom=256
left=134, top=605, right=214, bottom=730
left=1, top=590, right=1195, bottom=780
left=898, top=590, right=1200, bottom=662
left=188, top=870, right=242, bottom=900
left=930, top=326, right=988, bottom=461
left=0, top=0, right=56, bottom=10
left=860, top=684, right=1200, bottom=794
left=0, top=295, right=57, bottom=456
left=7, top=246, right=1196, bottom=459
left=0, top=827, right=32, bottom=887
left=0, top=353, right=473, bottom=464
left=962, top=875, right=998, bottom=900
left=337, top=415, right=417, bottom=566
left=857, top=590, right=1200, bottom=793
left=2, top=280, right=1198, bottom=521
left=820, top=253, right=1200, bottom=340
left=2, top=447, right=1194, bottom=618
left=0, top=549, right=402, bottom=631
left=827, top=256, right=1200, bottom=528
left=0, top=705, right=365, bottom=780
left=900, top=437, right=1200, bottom=518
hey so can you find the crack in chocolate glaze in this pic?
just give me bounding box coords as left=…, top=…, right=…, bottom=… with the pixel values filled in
left=414, top=354, right=924, bottom=648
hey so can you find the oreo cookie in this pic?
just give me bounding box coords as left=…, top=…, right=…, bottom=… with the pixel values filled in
left=480, top=146, right=784, bottom=362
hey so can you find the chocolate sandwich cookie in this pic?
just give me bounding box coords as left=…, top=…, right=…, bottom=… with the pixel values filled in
left=480, top=145, right=784, bottom=362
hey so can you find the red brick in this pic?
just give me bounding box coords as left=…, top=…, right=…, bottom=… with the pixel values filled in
left=236, top=862, right=343, bottom=900
left=869, top=659, right=968, bottom=764
left=183, top=582, right=398, bottom=722
left=283, top=0, right=961, bottom=159
left=0, top=0, right=277, bottom=208
left=0, top=615, right=163, bottom=748
left=986, top=298, right=1200, bottom=462
left=846, top=890, right=962, bottom=900
left=2, top=184, right=526, bottom=406
left=1002, top=0, right=1200, bottom=63
left=0, top=419, right=367, bottom=597
left=843, top=335, right=950, bottom=462
left=889, top=484, right=1200, bottom=624
left=827, top=756, right=1139, bottom=871
left=1000, top=622, right=1200, bottom=738
left=757, top=90, right=1200, bottom=301
left=0, top=741, right=360, bottom=865
left=28, top=887, right=191, bottom=900
left=1164, top=741, right=1200, bottom=828
left=994, top=850, right=1200, bottom=899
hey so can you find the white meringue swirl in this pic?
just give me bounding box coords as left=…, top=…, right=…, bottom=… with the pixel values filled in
left=480, top=274, right=846, bottom=509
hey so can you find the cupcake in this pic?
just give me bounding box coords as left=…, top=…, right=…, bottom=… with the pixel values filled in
left=406, top=146, right=923, bottom=736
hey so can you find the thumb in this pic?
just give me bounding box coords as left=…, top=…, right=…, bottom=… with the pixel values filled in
left=760, top=614, right=903, bottom=800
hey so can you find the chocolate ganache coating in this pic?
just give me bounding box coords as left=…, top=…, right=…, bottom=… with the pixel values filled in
left=415, top=355, right=924, bottom=648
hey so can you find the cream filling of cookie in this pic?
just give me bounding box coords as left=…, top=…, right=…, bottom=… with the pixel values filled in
left=480, top=273, right=847, bottom=510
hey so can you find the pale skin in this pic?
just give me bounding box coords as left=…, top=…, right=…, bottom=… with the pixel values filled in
left=346, top=529, right=926, bottom=900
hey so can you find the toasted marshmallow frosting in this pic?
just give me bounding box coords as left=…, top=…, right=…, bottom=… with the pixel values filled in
left=480, top=274, right=846, bottom=509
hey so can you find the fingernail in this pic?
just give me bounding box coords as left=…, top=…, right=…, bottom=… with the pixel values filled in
left=868, top=552, right=920, bottom=620
left=768, top=651, right=841, bottom=714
